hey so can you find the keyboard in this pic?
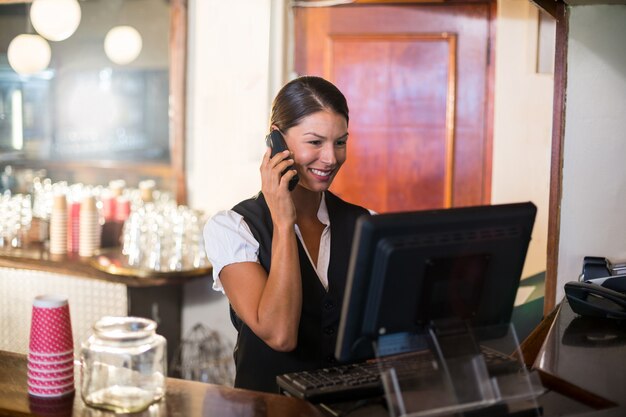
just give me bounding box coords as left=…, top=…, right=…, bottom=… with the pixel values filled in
left=276, top=346, right=521, bottom=404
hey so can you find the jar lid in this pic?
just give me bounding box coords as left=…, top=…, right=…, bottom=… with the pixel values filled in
left=93, top=316, right=156, bottom=341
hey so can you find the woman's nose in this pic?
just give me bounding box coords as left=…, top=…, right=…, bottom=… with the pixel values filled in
left=320, top=144, right=337, bottom=165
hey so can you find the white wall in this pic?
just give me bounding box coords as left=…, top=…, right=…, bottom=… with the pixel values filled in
left=492, top=0, right=553, bottom=280
left=183, top=0, right=555, bottom=346
left=183, top=0, right=273, bottom=346
left=556, top=5, right=626, bottom=302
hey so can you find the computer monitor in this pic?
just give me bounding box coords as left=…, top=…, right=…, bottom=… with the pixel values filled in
left=335, top=202, right=537, bottom=363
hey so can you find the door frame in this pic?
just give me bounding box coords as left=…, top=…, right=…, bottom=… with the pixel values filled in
left=531, top=0, right=568, bottom=315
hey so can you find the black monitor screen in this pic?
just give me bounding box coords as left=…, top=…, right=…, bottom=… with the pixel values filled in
left=335, top=202, right=537, bottom=363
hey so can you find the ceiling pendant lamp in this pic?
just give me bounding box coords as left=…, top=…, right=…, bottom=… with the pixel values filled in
left=30, top=0, right=82, bottom=42
left=7, top=34, right=51, bottom=75
left=104, top=25, right=143, bottom=65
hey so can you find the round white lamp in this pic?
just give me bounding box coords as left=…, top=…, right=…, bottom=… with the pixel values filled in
left=30, top=0, right=81, bottom=42
left=7, top=34, right=51, bottom=75
left=104, top=26, right=143, bottom=65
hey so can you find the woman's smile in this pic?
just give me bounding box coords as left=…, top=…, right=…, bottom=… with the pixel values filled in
left=309, top=168, right=333, bottom=181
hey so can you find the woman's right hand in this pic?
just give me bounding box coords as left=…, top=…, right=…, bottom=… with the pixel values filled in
left=216, top=147, right=302, bottom=352
left=260, top=147, right=297, bottom=228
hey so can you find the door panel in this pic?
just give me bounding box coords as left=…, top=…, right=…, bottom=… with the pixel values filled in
left=294, top=3, right=494, bottom=213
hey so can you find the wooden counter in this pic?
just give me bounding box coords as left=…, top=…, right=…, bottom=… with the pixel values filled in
left=3, top=300, right=626, bottom=417
left=534, top=298, right=626, bottom=407
left=0, top=350, right=324, bottom=417
left=1, top=348, right=624, bottom=417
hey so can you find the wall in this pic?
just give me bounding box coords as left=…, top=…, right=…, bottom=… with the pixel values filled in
left=492, top=0, right=553, bottom=280
left=556, top=4, right=626, bottom=302
left=183, top=0, right=272, bottom=345
left=183, top=0, right=555, bottom=347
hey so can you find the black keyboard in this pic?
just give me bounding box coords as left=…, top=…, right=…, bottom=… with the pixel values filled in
left=276, top=346, right=521, bottom=404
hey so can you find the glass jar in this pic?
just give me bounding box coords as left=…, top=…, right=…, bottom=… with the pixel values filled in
left=80, top=316, right=167, bottom=413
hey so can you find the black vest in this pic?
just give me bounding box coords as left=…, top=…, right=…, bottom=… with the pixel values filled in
left=230, top=191, right=369, bottom=393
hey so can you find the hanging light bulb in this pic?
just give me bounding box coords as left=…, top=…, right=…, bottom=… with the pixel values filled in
left=104, top=26, right=143, bottom=65
left=7, top=34, right=51, bottom=75
left=30, top=0, right=81, bottom=42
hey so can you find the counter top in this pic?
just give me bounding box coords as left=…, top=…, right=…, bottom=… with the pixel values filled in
left=534, top=298, right=626, bottom=407
left=0, top=350, right=325, bottom=417
left=0, top=245, right=210, bottom=287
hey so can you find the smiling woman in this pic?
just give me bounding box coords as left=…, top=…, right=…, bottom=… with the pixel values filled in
left=0, top=0, right=188, bottom=203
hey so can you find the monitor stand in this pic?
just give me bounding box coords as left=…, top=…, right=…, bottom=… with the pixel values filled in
left=373, top=320, right=545, bottom=417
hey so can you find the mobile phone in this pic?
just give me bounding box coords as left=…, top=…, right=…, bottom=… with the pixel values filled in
left=265, top=130, right=299, bottom=191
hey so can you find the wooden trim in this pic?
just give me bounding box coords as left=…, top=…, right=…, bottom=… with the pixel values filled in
left=537, top=369, right=618, bottom=409
left=294, top=0, right=494, bottom=5
left=529, top=0, right=558, bottom=19
left=354, top=0, right=444, bottom=3
left=516, top=303, right=559, bottom=367
left=40, top=160, right=173, bottom=177
left=545, top=1, right=568, bottom=315
left=481, top=0, right=496, bottom=205
left=170, top=0, right=188, bottom=205
left=293, top=0, right=493, bottom=4
left=351, top=0, right=491, bottom=3
left=444, top=33, right=457, bottom=208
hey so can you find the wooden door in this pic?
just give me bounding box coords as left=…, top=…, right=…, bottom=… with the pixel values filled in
left=294, top=2, right=495, bottom=213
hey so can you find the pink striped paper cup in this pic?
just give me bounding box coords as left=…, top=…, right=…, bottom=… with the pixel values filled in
left=28, top=375, right=74, bottom=389
left=27, top=384, right=75, bottom=398
left=29, top=295, right=74, bottom=355
left=28, top=368, right=74, bottom=380
left=28, top=390, right=75, bottom=417
left=28, top=351, right=74, bottom=364
left=27, top=361, right=74, bottom=373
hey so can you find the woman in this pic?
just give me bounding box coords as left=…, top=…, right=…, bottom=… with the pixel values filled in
left=204, top=76, right=370, bottom=393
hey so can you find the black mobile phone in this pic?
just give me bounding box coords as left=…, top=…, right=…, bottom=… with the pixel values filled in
left=265, top=130, right=299, bottom=191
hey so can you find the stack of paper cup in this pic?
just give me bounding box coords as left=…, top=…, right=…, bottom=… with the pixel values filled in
left=67, top=199, right=80, bottom=254
left=139, top=179, right=155, bottom=203
left=79, top=195, right=100, bottom=257
left=115, top=196, right=131, bottom=222
left=28, top=391, right=74, bottom=417
left=109, top=179, right=126, bottom=198
left=27, top=295, right=75, bottom=397
left=101, top=189, right=116, bottom=223
left=49, top=194, right=67, bottom=255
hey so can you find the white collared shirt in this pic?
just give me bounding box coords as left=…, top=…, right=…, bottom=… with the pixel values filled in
left=203, top=195, right=332, bottom=292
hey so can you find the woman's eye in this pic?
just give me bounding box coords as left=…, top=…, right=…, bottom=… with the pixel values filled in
left=308, top=140, right=322, bottom=146
left=336, top=140, right=347, bottom=147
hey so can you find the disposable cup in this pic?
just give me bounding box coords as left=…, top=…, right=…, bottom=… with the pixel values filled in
left=28, top=376, right=74, bottom=388
left=28, top=351, right=74, bottom=364
left=29, top=349, right=73, bottom=357
left=28, top=358, right=74, bottom=367
left=29, top=295, right=74, bottom=355
left=28, top=361, right=74, bottom=373
left=28, top=384, right=75, bottom=398
left=28, top=391, right=75, bottom=417
left=28, top=368, right=74, bottom=380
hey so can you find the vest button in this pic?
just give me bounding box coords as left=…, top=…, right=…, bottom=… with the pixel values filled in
left=324, top=326, right=335, bottom=335
left=326, top=356, right=337, bottom=363
left=324, top=301, right=334, bottom=310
